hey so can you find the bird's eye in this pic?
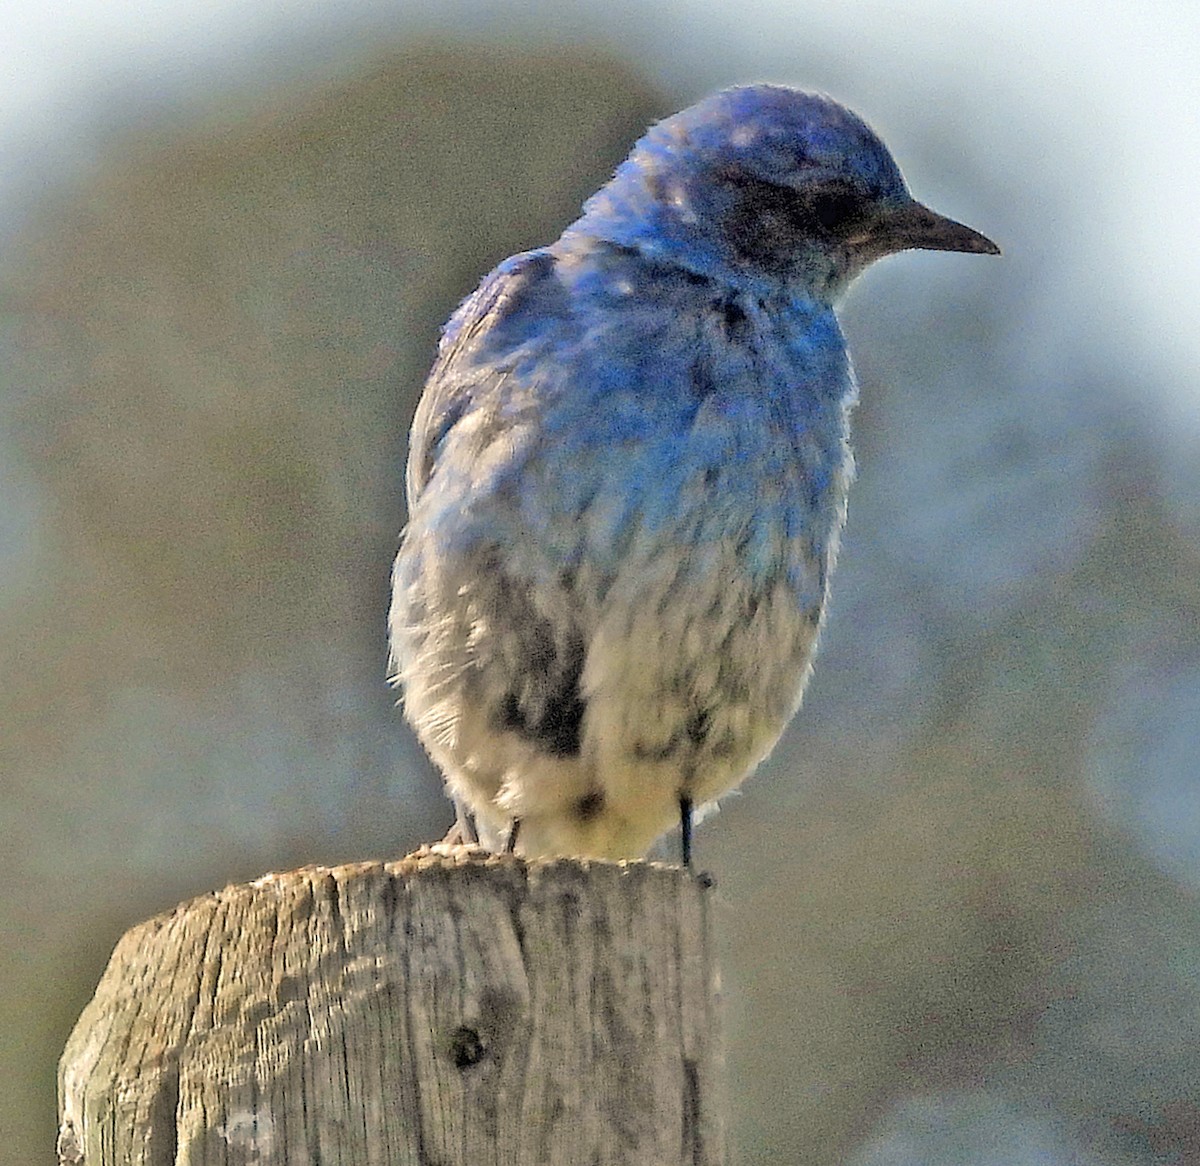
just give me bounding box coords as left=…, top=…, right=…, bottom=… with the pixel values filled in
left=805, top=188, right=867, bottom=234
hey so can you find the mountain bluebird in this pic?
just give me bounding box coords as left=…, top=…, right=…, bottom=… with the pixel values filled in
left=389, top=84, right=998, bottom=863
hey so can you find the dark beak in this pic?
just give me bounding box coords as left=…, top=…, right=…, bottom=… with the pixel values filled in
left=861, top=200, right=1001, bottom=257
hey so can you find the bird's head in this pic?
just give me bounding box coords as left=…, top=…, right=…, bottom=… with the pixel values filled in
left=569, top=85, right=999, bottom=301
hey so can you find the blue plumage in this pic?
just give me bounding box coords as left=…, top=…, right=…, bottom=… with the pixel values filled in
left=390, top=85, right=998, bottom=860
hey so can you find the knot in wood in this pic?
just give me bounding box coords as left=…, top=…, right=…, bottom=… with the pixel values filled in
left=448, top=1024, right=487, bottom=1069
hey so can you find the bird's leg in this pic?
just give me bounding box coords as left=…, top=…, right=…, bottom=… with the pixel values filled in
left=679, top=794, right=694, bottom=869
left=441, top=801, right=479, bottom=847
left=503, top=817, right=522, bottom=855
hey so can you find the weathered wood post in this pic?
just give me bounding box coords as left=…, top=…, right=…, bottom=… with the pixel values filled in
left=58, top=847, right=723, bottom=1165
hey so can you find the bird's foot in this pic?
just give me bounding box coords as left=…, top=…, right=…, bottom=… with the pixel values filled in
left=503, top=817, right=522, bottom=855
left=679, top=794, right=694, bottom=869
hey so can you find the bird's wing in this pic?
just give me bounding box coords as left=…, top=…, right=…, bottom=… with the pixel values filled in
left=398, top=248, right=590, bottom=761
left=405, top=249, right=558, bottom=507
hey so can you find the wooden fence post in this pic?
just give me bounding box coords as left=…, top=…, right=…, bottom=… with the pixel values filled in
left=57, top=847, right=724, bottom=1165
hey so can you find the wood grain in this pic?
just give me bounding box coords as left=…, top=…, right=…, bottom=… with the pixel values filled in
left=59, top=848, right=723, bottom=1165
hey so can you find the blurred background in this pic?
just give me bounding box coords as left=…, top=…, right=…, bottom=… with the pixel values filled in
left=4, top=1, right=1200, bottom=1163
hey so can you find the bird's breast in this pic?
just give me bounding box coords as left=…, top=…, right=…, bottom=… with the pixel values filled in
left=601, top=293, right=854, bottom=595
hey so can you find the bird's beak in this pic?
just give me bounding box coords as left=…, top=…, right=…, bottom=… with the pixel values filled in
left=855, top=200, right=1001, bottom=257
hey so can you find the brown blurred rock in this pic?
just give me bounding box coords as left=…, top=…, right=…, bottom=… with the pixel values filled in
left=2, top=45, right=662, bottom=1165
left=10, top=47, right=661, bottom=680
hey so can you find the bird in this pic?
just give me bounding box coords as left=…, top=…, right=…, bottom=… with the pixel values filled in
left=388, top=84, right=998, bottom=864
